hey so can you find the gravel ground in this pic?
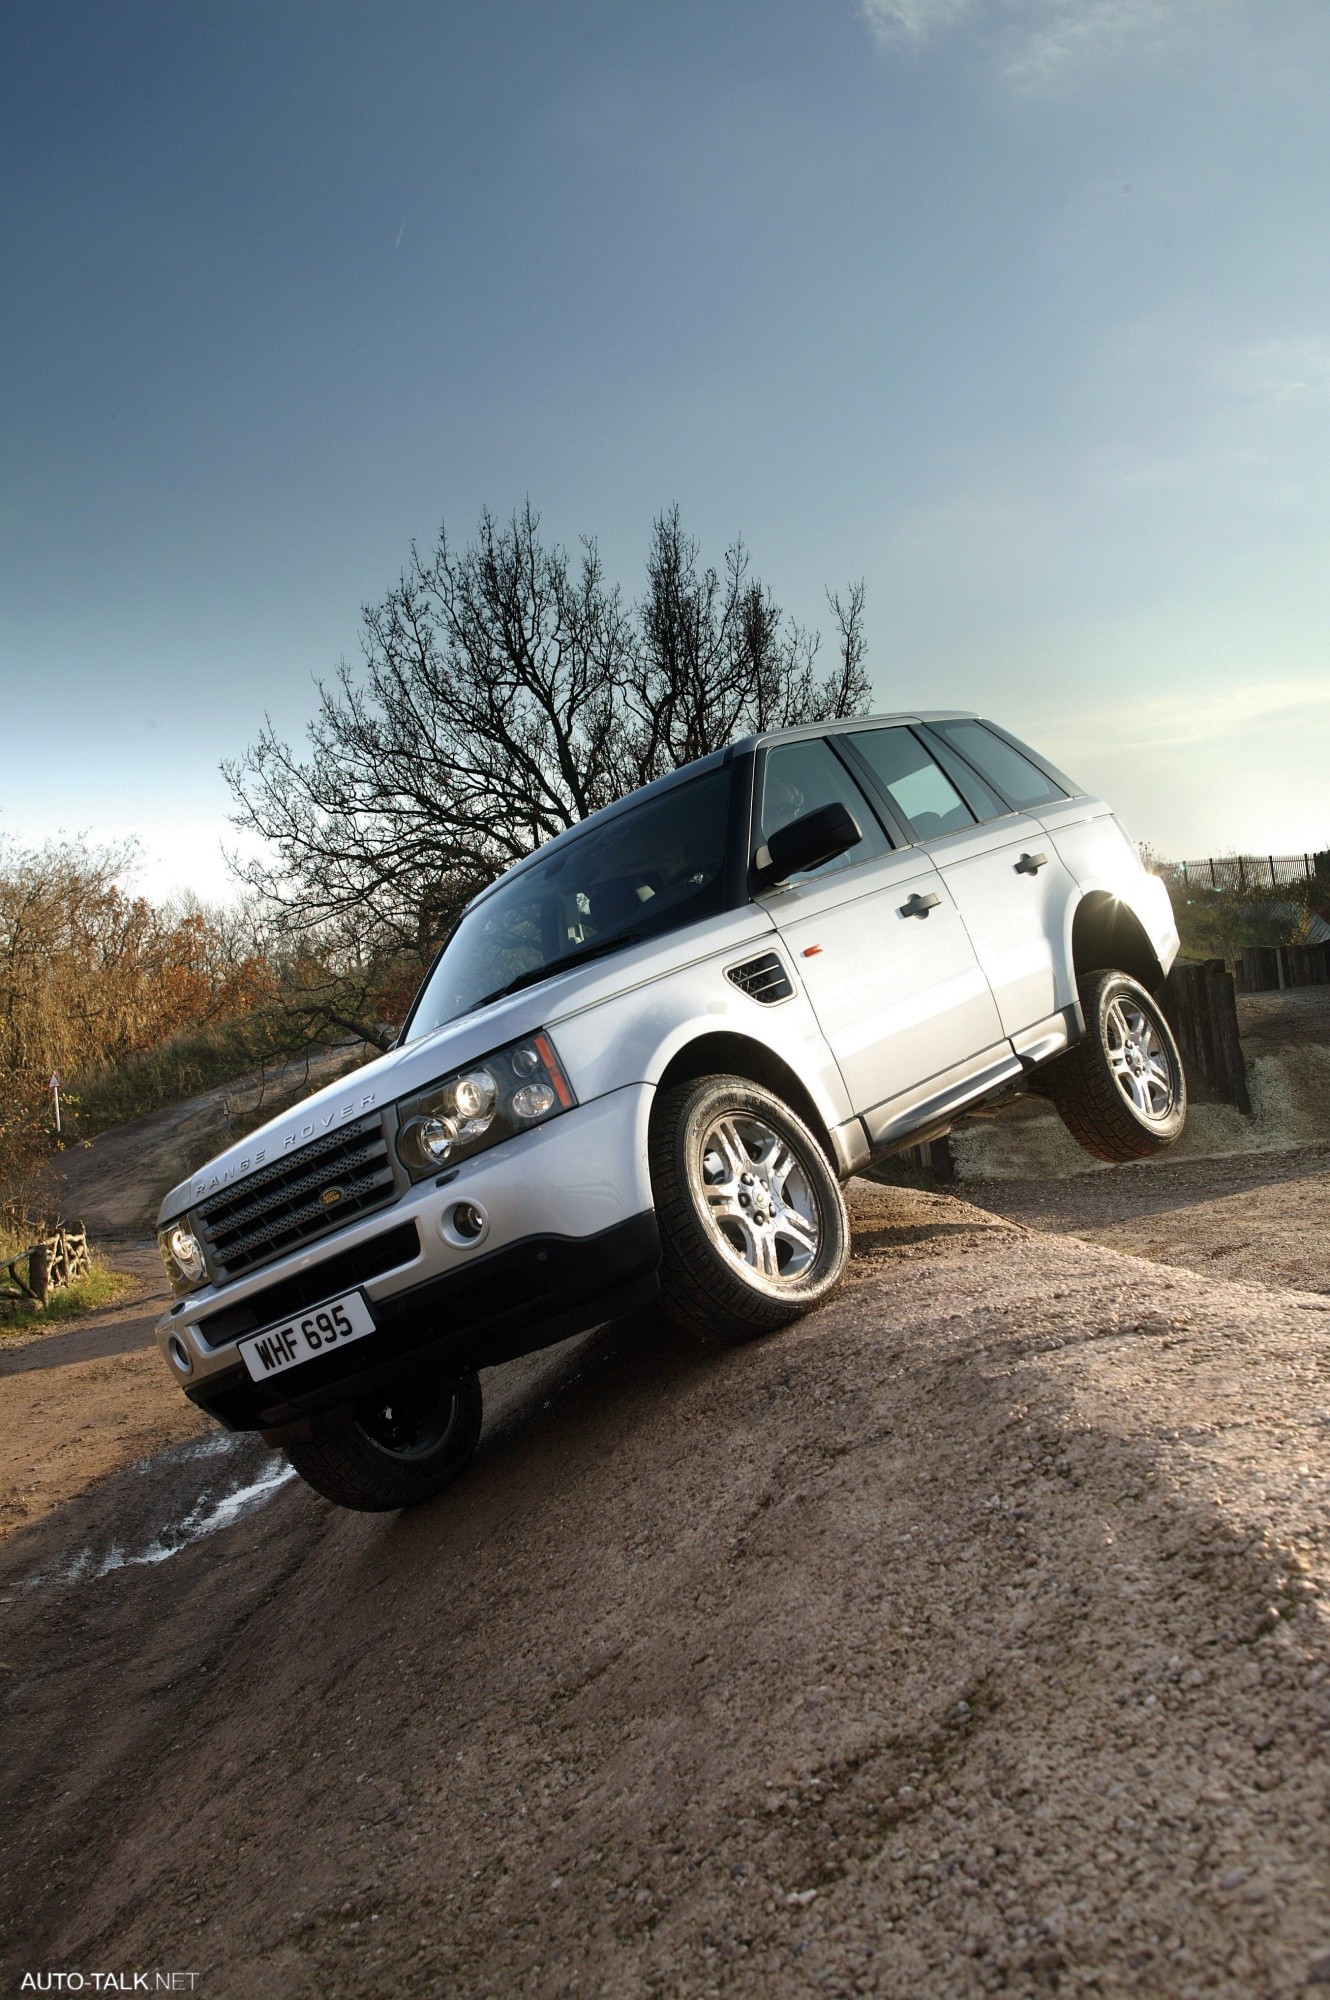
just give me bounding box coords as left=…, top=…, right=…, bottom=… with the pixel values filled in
left=5, top=1179, right=1330, bottom=1999
left=966, top=1142, right=1330, bottom=1297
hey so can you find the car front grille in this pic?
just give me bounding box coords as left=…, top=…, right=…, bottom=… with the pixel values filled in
left=194, top=1115, right=398, bottom=1281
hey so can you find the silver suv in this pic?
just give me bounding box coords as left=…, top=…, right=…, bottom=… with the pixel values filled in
left=156, top=713, right=1184, bottom=1510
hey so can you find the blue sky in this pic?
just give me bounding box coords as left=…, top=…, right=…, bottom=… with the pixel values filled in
left=3, top=0, right=1328, bottom=898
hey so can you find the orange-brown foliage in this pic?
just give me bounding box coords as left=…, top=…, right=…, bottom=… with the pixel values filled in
left=0, top=840, right=271, bottom=1216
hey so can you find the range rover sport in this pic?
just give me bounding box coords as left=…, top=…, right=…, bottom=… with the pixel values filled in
left=155, top=713, right=1185, bottom=1510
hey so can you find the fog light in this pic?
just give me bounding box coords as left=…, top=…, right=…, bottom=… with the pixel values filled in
left=440, top=1199, right=490, bottom=1249
left=168, top=1333, right=193, bottom=1376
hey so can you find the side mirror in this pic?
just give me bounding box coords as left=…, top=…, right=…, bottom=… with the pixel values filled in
left=753, top=802, right=862, bottom=886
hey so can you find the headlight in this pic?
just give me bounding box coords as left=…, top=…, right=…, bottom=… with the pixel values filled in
left=158, top=1220, right=206, bottom=1292
left=393, top=1032, right=575, bottom=1182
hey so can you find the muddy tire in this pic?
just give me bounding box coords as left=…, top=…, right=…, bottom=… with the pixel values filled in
left=1047, top=971, right=1186, bottom=1163
left=649, top=1073, right=850, bottom=1344
left=284, top=1368, right=483, bottom=1512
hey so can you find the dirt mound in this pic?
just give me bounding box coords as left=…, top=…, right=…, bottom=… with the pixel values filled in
left=6, top=1182, right=1330, bottom=1997
left=953, top=986, right=1330, bottom=1183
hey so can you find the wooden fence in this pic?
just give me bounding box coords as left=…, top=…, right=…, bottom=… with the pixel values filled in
left=0, top=1224, right=91, bottom=1307
left=1237, top=943, right=1330, bottom=992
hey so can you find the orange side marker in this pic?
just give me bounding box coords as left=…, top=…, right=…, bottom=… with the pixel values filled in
left=802, top=945, right=823, bottom=957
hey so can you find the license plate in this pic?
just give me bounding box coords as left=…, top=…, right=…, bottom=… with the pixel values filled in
left=239, top=1289, right=376, bottom=1382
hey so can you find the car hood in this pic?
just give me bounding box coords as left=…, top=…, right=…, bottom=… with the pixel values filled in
left=155, top=981, right=583, bottom=1227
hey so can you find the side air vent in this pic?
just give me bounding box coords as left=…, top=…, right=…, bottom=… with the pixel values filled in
left=726, top=950, right=795, bottom=1005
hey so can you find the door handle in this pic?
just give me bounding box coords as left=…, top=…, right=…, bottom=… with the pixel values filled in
left=1015, top=851, right=1048, bottom=875
left=900, top=891, right=941, bottom=919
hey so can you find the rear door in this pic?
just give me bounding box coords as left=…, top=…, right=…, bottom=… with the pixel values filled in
left=753, top=736, right=1009, bottom=1138
left=841, top=722, right=1080, bottom=1060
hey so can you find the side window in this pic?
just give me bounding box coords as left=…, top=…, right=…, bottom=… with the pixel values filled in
left=846, top=727, right=976, bottom=842
left=930, top=720, right=1070, bottom=809
left=757, top=738, right=890, bottom=881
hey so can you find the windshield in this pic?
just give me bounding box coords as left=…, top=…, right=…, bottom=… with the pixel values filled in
left=405, top=766, right=734, bottom=1036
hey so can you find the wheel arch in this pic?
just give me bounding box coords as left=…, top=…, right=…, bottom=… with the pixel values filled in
left=654, top=1031, right=840, bottom=1171
left=1069, top=891, right=1167, bottom=998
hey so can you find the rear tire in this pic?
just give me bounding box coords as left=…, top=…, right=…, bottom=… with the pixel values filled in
left=649, top=1073, right=849, bottom=1344
left=1047, top=970, right=1186, bottom=1163
left=284, top=1368, right=483, bottom=1512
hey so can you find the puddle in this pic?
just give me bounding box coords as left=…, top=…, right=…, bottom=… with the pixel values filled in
left=92, top=1460, right=300, bottom=1575
left=22, top=1447, right=299, bottom=1590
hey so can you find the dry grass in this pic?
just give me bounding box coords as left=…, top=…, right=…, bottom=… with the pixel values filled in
left=0, top=1261, right=137, bottom=1340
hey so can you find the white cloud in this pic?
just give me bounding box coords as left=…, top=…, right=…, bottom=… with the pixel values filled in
left=1005, top=0, right=1216, bottom=84
left=1215, top=336, right=1330, bottom=415
left=860, top=0, right=1239, bottom=87
left=860, top=0, right=977, bottom=45
left=1048, top=677, right=1330, bottom=760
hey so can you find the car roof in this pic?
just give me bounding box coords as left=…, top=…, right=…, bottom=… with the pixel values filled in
left=740, top=709, right=979, bottom=753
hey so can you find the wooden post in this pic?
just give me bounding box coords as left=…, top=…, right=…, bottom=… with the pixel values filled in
left=28, top=1243, right=49, bottom=1308
left=1164, top=959, right=1251, bottom=1115
left=1241, top=945, right=1282, bottom=992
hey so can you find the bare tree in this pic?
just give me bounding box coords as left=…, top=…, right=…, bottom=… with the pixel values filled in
left=628, top=509, right=848, bottom=772
left=226, top=503, right=637, bottom=956
left=225, top=503, right=873, bottom=1039
left=822, top=579, right=871, bottom=722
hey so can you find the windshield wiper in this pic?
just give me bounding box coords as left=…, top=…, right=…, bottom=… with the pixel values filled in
left=468, top=930, right=648, bottom=1013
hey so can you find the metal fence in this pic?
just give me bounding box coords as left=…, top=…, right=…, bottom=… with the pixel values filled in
left=1162, top=852, right=1329, bottom=893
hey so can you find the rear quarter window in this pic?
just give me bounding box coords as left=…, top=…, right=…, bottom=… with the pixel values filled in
left=930, top=720, right=1072, bottom=810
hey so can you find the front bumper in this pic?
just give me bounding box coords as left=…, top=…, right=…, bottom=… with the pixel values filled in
left=157, top=1084, right=658, bottom=1434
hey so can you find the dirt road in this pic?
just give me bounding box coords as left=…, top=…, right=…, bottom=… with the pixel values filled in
left=5, top=1174, right=1330, bottom=1999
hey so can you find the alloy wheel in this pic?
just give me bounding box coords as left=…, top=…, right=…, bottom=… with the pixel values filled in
left=695, top=1111, right=822, bottom=1282
left=1105, top=997, right=1176, bottom=1121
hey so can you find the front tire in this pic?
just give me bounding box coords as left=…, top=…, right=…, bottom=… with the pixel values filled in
left=284, top=1368, right=483, bottom=1512
left=649, top=1074, right=850, bottom=1344
left=1047, top=970, right=1186, bottom=1163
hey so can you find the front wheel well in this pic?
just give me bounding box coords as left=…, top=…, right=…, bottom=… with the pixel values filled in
left=1071, top=893, right=1165, bottom=996
left=654, top=1033, right=839, bottom=1171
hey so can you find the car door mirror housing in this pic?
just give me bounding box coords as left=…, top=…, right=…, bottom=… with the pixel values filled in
left=753, top=802, right=863, bottom=886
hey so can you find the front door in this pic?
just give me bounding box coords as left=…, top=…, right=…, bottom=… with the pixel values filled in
left=753, top=737, right=1008, bottom=1137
